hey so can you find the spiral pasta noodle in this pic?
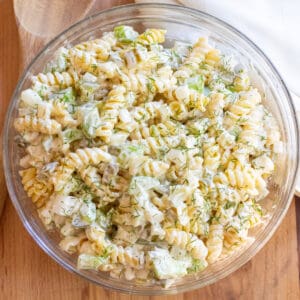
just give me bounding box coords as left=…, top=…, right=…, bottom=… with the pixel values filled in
left=14, top=116, right=61, bottom=134
left=131, top=135, right=181, bottom=156
left=206, top=223, right=224, bottom=263
left=137, top=29, right=166, bottom=45
left=51, top=100, right=78, bottom=127
left=165, top=228, right=208, bottom=260
left=31, top=70, right=78, bottom=88
left=108, top=245, right=144, bottom=268
left=69, top=48, right=98, bottom=73
left=95, top=85, right=127, bottom=142
left=130, top=101, right=171, bottom=123
left=52, top=147, right=112, bottom=191
left=79, top=166, right=103, bottom=196
left=128, top=156, right=169, bottom=177
left=74, top=32, right=117, bottom=61
left=20, top=168, right=53, bottom=207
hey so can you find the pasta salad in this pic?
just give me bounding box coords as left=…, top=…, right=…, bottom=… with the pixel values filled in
left=14, top=26, right=282, bottom=287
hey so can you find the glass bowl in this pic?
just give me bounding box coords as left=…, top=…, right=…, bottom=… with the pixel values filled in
left=3, top=3, right=299, bottom=295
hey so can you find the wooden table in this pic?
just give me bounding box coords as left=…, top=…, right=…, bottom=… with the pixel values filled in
left=0, top=1, right=299, bottom=299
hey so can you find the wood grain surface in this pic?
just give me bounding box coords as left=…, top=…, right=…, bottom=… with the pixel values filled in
left=0, top=1, right=299, bottom=299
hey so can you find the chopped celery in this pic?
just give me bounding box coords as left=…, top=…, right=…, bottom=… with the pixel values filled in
left=118, top=144, right=144, bottom=168
left=129, top=176, right=160, bottom=195
left=149, top=248, right=190, bottom=280
left=187, top=75, right=204, bottom=93
left=72, top=213, right=89, bottom=228
left=79, top=103, right=101, bottom=138
left=44, top=47, right=68, bottom=73
left=79, top=73, right=99, bottom=102
left=77, top=254, right=107, bottom=270
left=62, top=128, right=83, bottom=144
left=53, top=87, right=76, bottom=104
left=51, top=195, right=81, bottom=216
left=80, top=201, right=96, bottom=223
left=187, top=259, right=208, bottom=274
left=79, top=82, right=100, bottom=102
left=62, top=176, right=85, bottom=195
left=173, top=41, right=190, bottom=59
left=96, top=209, right=113, bottom=230
left=114, top=25, right=138, bottom=43
left=187, top=118, right=210, bottom=136
left=21, top=89, right=43, bottom=107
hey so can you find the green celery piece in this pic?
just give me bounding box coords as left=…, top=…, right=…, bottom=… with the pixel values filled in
left=80, top=105, right=101, bottom=138
left=62, top=128, right=83, bottom=144
left=187, top=75, right=204, bottom=93
left=77, top=254, right=107, bottom=270
left=128, top=176, right=160, bottom=195
left=114, top=25, right=138, bottom=43
left=187, top=259, right=208, bottom=273
left=56, top=87, right=76, bottom=104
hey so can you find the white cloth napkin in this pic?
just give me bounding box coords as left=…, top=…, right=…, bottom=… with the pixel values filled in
left=136, top=0, right=300, bottom=195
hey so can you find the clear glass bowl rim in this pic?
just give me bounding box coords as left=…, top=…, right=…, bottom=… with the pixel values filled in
left=2, top=2, right=299, bottom=295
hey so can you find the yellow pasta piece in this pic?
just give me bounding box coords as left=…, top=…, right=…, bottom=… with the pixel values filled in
left=31, top=70, right=78, bottom=88
left=95, top=85, right=127, bottom=142
left=137, top=28, right=166, bottom=45
left=52, top=147, right=112, bottom=191
left=164, top=228, right=208, bottom=260
left=206, top=223, right=224, bottom=263
left=14, top=116, right=61, bottom=134
left=20, top=167, right=53, bottom=207
left=128, top=156, right=169, bottom=177
left=74, top=32, right=117, bottom=61
left=108, top=245, right=144, bottom=268
left=69, top=48, right=98, bottom=73
left=174, top=37, right=211, bottom=79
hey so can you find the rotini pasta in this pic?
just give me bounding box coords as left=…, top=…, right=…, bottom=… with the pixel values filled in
left=14, top=116, right=61, bottom=134
left=20, top=167, right=53, bottom=207
left=137, top=29, right=166, bottom=45
left=52, top=147, right=112, bottom=191
left=165, top=228, right=208, bottom=260
left=69, top=48, right=98, bottom=73
left=108, top=245, right=144, bottom=268
left=95, top=85, right=127, bottom=142
left=31, top=70, right=78, bottom=88
left=206, top=223, right=224, bottom=263
left=74, top=32, right=117, bottom=61
left=14, top=26, right=280, bottom=287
